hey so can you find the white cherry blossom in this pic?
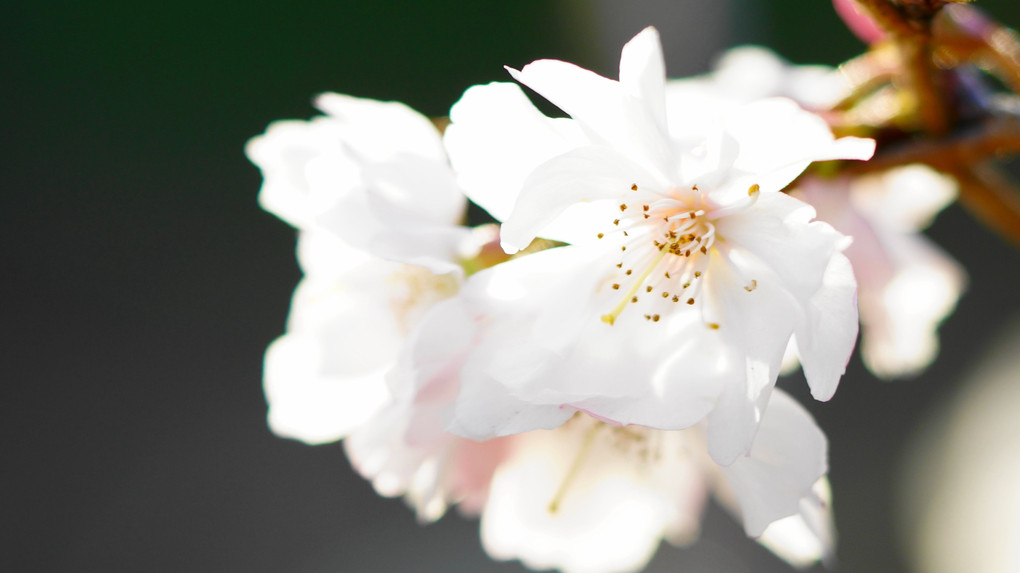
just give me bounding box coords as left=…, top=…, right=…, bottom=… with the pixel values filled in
left=443, top=27, right=874, bottom=463
left=348, top=288, right=835, bottom=570
left=247, top=94, right=476, bottom=444
left=656, top=45, right=965, bottom=377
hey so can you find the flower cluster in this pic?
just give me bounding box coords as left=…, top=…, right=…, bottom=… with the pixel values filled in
left=247, top=22, right=983, bottom=573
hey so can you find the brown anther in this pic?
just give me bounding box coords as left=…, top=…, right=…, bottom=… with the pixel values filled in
left=700, top=246, right=707, bottom=255
left=682, top=282, right=690, bottom=289
left=631, top=296, right=638, bottom=303
left=597, top=233, right=604, bottom=239
left=620, top=204, right=628, bottom=212
left=686, top=298, right=695, bottom=305
left=644, top=314, right=651, bottom=320
left=708, top=323, right=720, bottom=330
left=613, top=219, right=620, bottom=226
left=694, top=271, right=701, bottom=278
left=622, top=231, right=628, bottom=236
left=616, top=263, right=623, bottom=268
left=748, top=183, right=759, bottom=196
left=664, top=272, right=671, bottom=279
left=621, top=246, right=627, bottom=252
left=625, top=269, right=632, bottom=275
left=631, top=183, right=638, bottom=191
left=672, top=295, right=680, bottom=302
left=652, top=314, right=660, bottom=322
left=612, top=284, right=620, bottom=290
left=645, top=286, right=653, bottom=293
left=744, top=279, right=758, bottom=292
left=643, top=214, right=650, bottom=219
left=642, top=205, right=649, bottom=212
left=661, top=292, right=669, bottom=298
left=684, top=250, right=691, bottom=257
left=692, top=184, right=699, bottom=191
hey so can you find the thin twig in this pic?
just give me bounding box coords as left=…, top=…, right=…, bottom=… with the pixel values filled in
left=951, top=162, right=1020, bottom=248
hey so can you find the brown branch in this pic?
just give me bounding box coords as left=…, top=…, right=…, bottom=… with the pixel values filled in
left=846, top=112, right=1020, bottom=174
left=951, top=162, right=1020, bottom=248
left=935, top=5, right=1020, bottom=95
left=854, top=0, right=917, bottom=36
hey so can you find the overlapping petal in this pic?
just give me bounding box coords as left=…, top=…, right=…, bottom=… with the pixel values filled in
left=442, top=27, right=870, bottom=466
left=445, top=82, right=584, bottom=221
left=793, top=166, right=965, bottom=378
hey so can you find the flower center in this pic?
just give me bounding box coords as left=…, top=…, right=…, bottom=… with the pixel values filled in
left=598, top=183, right=760, bottom=326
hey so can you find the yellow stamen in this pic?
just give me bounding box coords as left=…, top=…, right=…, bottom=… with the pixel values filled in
left=601, top=249, right=668, bottom=325
left=548, top=423, right=601, bottom=513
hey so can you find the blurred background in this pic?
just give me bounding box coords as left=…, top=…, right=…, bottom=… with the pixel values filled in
left=5, top=1, right=1020, bottom=571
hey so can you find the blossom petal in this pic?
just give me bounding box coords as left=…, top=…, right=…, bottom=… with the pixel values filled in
left=314, top=92, right=447, bottom=164
left=851, top=164, right=957, bottom=230
left=444, top=82, right=584, bottom=222
left=507, top=28, right=674, bottom=182
left=701, top=246, right=799, bottom=464
left=315, top=156, right=471, bottom=275
left=263, top=334, right=390, bottom=444
left=723, top=98, right=873, bottom=195
left=756, top=478, right=836, bottom=568
left=246, top=117, right=353, bottom=228
left=450, top=245, right=726, bottom=437
left=619, top=26, right=668, bottom=129
left=715, top=191, right=846, bottom=301
left=346, top=297, right=519, bottom=522
left=857, top=233, right=965, bottom=377
left=500, top=146, right=657, bottom=252
left=480, top=419, right=680, bottom=573
left=719, top=390, right=828, bottom=537
left=794, top=253, right=859, bottom=401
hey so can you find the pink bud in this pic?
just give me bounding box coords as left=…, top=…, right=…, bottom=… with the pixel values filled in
left=833, top=0, right=886, bottom=44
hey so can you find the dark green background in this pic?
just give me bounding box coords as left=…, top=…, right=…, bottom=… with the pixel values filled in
left=5, top=1, right=1020, bottom=571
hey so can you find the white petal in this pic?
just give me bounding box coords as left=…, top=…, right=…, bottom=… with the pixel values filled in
left=702, top=242, right=802, bottom=464
left=857, top=233, right=965, bottom=377
left=314, top=92, right=446, bottom=164
left=507, top=30, right=674, bottom=182
left=719, top=390, right=828, bottom=537
left=757, top=478, right=836, bottom=568
left=444, top=82, right=584, bottom=222
left=500, top=146, right=656, bottom=252
left=794, top=253, right=859, bottom=401
left=346, top=297, right=512, bottom=521
left=285, top=271, right=403, bottom=379
left=316, top=159, right=471, bottom=275
left=850, top=164, right=957, bottom=231
left=796, top=171, right=964, bottom=379
left=723, top=98, right=873, bottom=194
left=480, top=419, right=680, bottom=573
left=716, top=191, right=846, bottom=300
left=451, top=245, right=726, bottom=436
left=710, top=46, right=849, bottom=109
left=619, top=27, right=668, bottom=129
left=295, top=229, right=374, bottom=280
left=246, top=117, right=353, bottom=228
left=263, top=334, right=390, bottom=444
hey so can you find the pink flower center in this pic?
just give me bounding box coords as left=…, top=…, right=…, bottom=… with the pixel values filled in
left=598, top=183, right=760, bottom=326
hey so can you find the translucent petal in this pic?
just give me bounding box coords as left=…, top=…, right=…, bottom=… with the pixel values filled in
left=500, top=146, right=657, bottom=252
left=719, top=390, right=828, bottom=537
left=263, top=334, right=390, bottom=444
left=793, top=253, right=859, bottom=401
left=444, top=82, right=583, bottom=222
